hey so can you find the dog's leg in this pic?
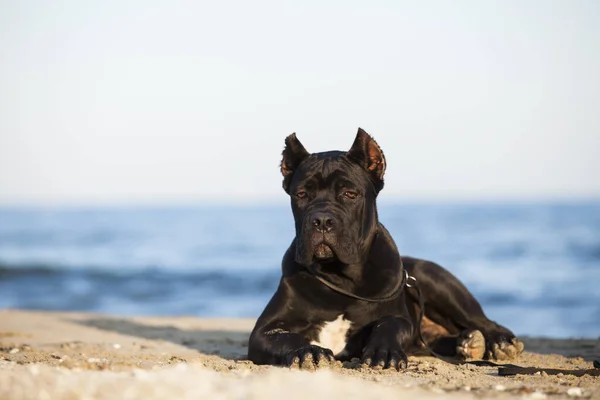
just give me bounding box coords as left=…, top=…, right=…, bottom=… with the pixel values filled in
left=248, top=281, right=335, bottom=369
left=404, top=257, right=524, bottom=361
left=412, top=321, right=487, bottom=360
left=359, top=315, right=413, bottom=370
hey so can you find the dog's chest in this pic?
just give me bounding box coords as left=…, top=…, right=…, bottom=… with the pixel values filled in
left=310, top=314, right=352, bottom=356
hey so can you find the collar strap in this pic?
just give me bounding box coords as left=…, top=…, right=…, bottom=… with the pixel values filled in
left=307, top=265, right=408, bottom=303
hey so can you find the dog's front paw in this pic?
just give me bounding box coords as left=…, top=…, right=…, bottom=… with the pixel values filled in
left=284, top=345, right=335, bottom=370
left=482, top=330, right=525, bottom=361
left=361, top=340, right=408, bottom=371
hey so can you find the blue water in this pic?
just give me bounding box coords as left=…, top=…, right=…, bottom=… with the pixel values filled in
left=1, top=202, right=599, bottom=338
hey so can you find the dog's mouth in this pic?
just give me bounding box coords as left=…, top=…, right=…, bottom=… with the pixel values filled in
left=296, top=226, right=350, bottom=265
left=313, top=243, right=335, bottom=261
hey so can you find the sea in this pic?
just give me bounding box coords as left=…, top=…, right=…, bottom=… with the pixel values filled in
left=1, top=202, right=599, bottom=338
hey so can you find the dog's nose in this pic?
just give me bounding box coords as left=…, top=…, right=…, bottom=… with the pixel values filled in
left=311, top=213, right=335, bottom=232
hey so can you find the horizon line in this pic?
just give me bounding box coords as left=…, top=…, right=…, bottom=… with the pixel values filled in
left=0, top=195, right=599, bottom=210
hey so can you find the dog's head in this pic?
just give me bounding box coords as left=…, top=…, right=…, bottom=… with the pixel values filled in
left=281, top=128, right=386, bottom=266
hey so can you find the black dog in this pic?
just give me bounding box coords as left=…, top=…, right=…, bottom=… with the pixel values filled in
left=248, top=128, right=524, bottom=370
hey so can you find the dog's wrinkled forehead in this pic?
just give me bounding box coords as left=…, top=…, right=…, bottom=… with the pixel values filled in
left=289, top=152, right=373, bottom=193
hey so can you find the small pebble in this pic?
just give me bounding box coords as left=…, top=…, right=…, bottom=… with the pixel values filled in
left=529, top=391, right=547, bottom=399
left=113, top=344, right=121, bottom=349
left=494, top=385, right=506, bottom=391
left=463, top=386, right=471, bottom=391
left=9, top=348, right=19, bottom=354
left=567, top=388, right=583, bottom=397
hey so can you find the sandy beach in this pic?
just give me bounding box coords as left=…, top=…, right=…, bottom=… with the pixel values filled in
left=0, top=309, right=598, bottom=399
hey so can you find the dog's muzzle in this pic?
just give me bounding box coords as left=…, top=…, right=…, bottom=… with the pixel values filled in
left=309, top=211, right=337, bottom=260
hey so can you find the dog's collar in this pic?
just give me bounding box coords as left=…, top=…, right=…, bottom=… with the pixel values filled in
left=307, top=262, right=408, bottom=303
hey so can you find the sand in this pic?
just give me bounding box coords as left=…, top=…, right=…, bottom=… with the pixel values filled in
left=0, top=310, right=598, bottom=399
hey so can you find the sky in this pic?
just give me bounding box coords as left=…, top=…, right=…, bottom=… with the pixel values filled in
left=0, top=0, right=599, bottom=206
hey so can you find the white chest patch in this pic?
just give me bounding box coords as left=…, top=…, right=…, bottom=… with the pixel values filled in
left=311, top=314, right=352, bottom=356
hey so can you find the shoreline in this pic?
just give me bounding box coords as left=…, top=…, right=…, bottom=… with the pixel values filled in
left=1, top=309, right=598, bottom=399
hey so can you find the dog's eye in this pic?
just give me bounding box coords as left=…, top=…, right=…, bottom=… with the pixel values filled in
left=296, top=191, right=307, bottom=199
left=344, top=191, right=358, bottom=199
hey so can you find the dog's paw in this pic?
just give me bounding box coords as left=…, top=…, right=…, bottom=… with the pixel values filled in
left=485, top=336, right=525, bottom=361
left=480, top=328, right=525, bottom=361
left=284, top=345, right=335, bottom=370
left=361, top=342, right=408, bottom=371
left=456, top=330, right=485, bottom=360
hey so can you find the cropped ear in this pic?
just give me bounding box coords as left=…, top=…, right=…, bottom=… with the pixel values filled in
left=281, top=133, right=310, bottom=193
left=347, top=128, right=386, bottom=192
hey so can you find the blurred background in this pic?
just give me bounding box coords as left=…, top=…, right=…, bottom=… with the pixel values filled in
left=0, top=1, right=598, bottom=338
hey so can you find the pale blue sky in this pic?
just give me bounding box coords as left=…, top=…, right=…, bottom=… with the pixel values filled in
left=1, top=1, right=599, bottom=205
